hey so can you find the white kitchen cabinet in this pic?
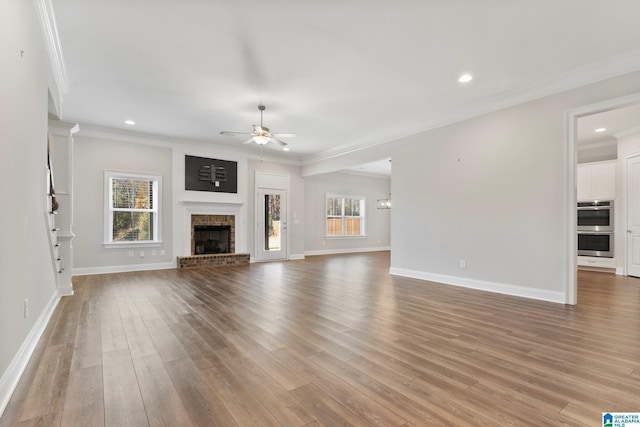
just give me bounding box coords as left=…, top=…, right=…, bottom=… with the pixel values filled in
left=577, top=160, right=616, bottom=201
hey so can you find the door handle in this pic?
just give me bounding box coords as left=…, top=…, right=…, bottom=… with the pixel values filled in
left=629, top=230, right=633, bottom=233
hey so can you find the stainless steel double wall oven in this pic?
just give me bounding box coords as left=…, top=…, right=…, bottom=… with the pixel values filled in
left=577, top=200, right=614, bottom=257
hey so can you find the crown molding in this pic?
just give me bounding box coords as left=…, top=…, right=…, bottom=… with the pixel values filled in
left=303, top=48, right=640, bottom=166
left=74, top=124, right=304, bottom=166
left=577, top=139, right=617, bottom=151
left=33, top=0, right=68, bottom=115
left=614, top=124, right=640, bottom=140
left=337, top=169, right=391, bottom=179
left=48, top=119, right=79, bottom=136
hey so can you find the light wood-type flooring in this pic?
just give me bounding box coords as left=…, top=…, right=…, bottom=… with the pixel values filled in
left=1, top=251, right=639, bottom=426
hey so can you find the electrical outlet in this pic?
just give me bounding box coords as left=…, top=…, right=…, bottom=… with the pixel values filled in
left=140, top=251, right=145, bottom=258
left=160, top=249, right=165, bottom=256
left=128, top=251, right=134, bottom=257
left=24, top=299, right=28, bottom=319
left=459, top=259, right=466, bottom=268
left=152, top=250, right=157, bottom=256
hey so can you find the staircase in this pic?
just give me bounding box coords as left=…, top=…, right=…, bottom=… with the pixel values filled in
left=47, top=120, right=78, bottom=296
left=46, top=172, right=63, bottom=288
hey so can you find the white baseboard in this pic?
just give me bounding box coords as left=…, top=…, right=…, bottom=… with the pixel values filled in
left=305, top=246, right=390, bottom=257
left=250, top=254, right=305, bottom=263
left=0, top=290, right=61, bottom=417
left=58, top=284, right=74, bottom=297
left=616, top=267, right=624, bottom=275
left=389, top=267, right=565, bottom=304
left=73, top=261, right=176, bottom=276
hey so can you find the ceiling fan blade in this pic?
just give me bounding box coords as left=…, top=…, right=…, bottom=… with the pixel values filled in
left=220, top=131, right=251, bottom=136
left=272, top=133, right=296, bottom=138
left=273, top=138, right=288, bottom=147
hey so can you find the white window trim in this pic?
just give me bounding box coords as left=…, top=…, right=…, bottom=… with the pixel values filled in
left=325, top=194, right=366, bottom=238
left=103, top=170, right=163, bottom=248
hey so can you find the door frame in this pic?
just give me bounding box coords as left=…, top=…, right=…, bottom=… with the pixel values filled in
left=624, top=152, right=640, bottom=276
left=565, top=91, right=640, bottom=304
left=256, top=188, right=288, bottom=262
left=254, top=171, right=290, bottom=262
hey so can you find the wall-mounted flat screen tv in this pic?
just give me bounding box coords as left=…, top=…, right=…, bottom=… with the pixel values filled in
left=185, top=155, right=237, bottom=193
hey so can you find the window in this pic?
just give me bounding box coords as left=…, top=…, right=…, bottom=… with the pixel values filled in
left=104, top=171, right=162, bottom=246
left=326, top=195, right=365, bottom=237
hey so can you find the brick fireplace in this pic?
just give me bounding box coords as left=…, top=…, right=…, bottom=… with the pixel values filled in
left=177, top=213, right=249, bottom=269
left=190, top=214, right=235, bottom=255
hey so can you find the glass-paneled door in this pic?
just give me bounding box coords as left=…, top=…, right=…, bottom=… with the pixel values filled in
left=256, top=189, right=287, bottom=261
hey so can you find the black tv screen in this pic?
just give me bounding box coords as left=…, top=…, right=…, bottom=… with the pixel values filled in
left=185, top=155, right=237, bottom=193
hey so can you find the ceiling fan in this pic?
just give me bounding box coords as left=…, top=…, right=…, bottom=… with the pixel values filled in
left=220, top=105, right=295, bottom=150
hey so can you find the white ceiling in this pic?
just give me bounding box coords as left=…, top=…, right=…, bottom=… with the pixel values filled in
left=52, top=1, right=640, bottom=164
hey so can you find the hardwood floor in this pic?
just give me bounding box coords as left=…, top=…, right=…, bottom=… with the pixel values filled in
left=1, top=251, right=639, bottom=426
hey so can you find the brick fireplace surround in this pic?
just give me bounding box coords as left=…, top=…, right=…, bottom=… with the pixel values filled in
left=177, top=214, right=249, bottom=269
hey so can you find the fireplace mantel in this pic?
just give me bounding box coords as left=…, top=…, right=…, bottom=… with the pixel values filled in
left=180, top=200, right=243, bottom=210
left=179, top=200, right=246, bottom=257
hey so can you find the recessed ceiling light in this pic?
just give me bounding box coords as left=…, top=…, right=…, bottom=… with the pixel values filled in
left=595, top=127, right=606, bottom=133
left=458, top=74, right=473, bottom=83
left=125, top=120, right=135, bottom=125
left=282, top=147, right=290, bottom=152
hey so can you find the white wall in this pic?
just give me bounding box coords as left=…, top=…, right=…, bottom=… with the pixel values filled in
left=73, top=135, right=174, bottom=273
left=72, top=129, right=259, bottom=271
left=72, top=128, right=312, bottom=269
left=248, top=160, right=305, bottom=259
left=390, top=70, right=640, bottom=303
left=0, top=0, right=59, bottom=414
left=71, top=128, right=389, bottom=264
left=304, top=172, right=391, bottom=255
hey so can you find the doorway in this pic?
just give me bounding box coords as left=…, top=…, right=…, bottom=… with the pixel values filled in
left=256, top=189, right=288, bottom=261
left=568, top=92, right=640, bottom=303
left=254, top=171, right=290, bottom=262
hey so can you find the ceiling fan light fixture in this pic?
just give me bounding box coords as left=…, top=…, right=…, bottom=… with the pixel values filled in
left=252, top=135, right=270, bottom=145
left=221, top=105, right=295, bottom=150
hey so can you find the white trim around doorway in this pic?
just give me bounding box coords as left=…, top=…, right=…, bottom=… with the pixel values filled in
left=565, top=91, right=640, bottom=304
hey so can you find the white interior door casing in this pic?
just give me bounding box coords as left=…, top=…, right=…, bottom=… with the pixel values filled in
left=256, top=189, right=288, bottom=261
left=626, top=155, right=640, bottom=277
left=255, top=171, right=290, bottom=262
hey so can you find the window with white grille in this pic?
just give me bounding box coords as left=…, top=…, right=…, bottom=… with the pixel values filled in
left=104, top=171, right=162, bottom=246
left=326, top=195, right=365, bottom=237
